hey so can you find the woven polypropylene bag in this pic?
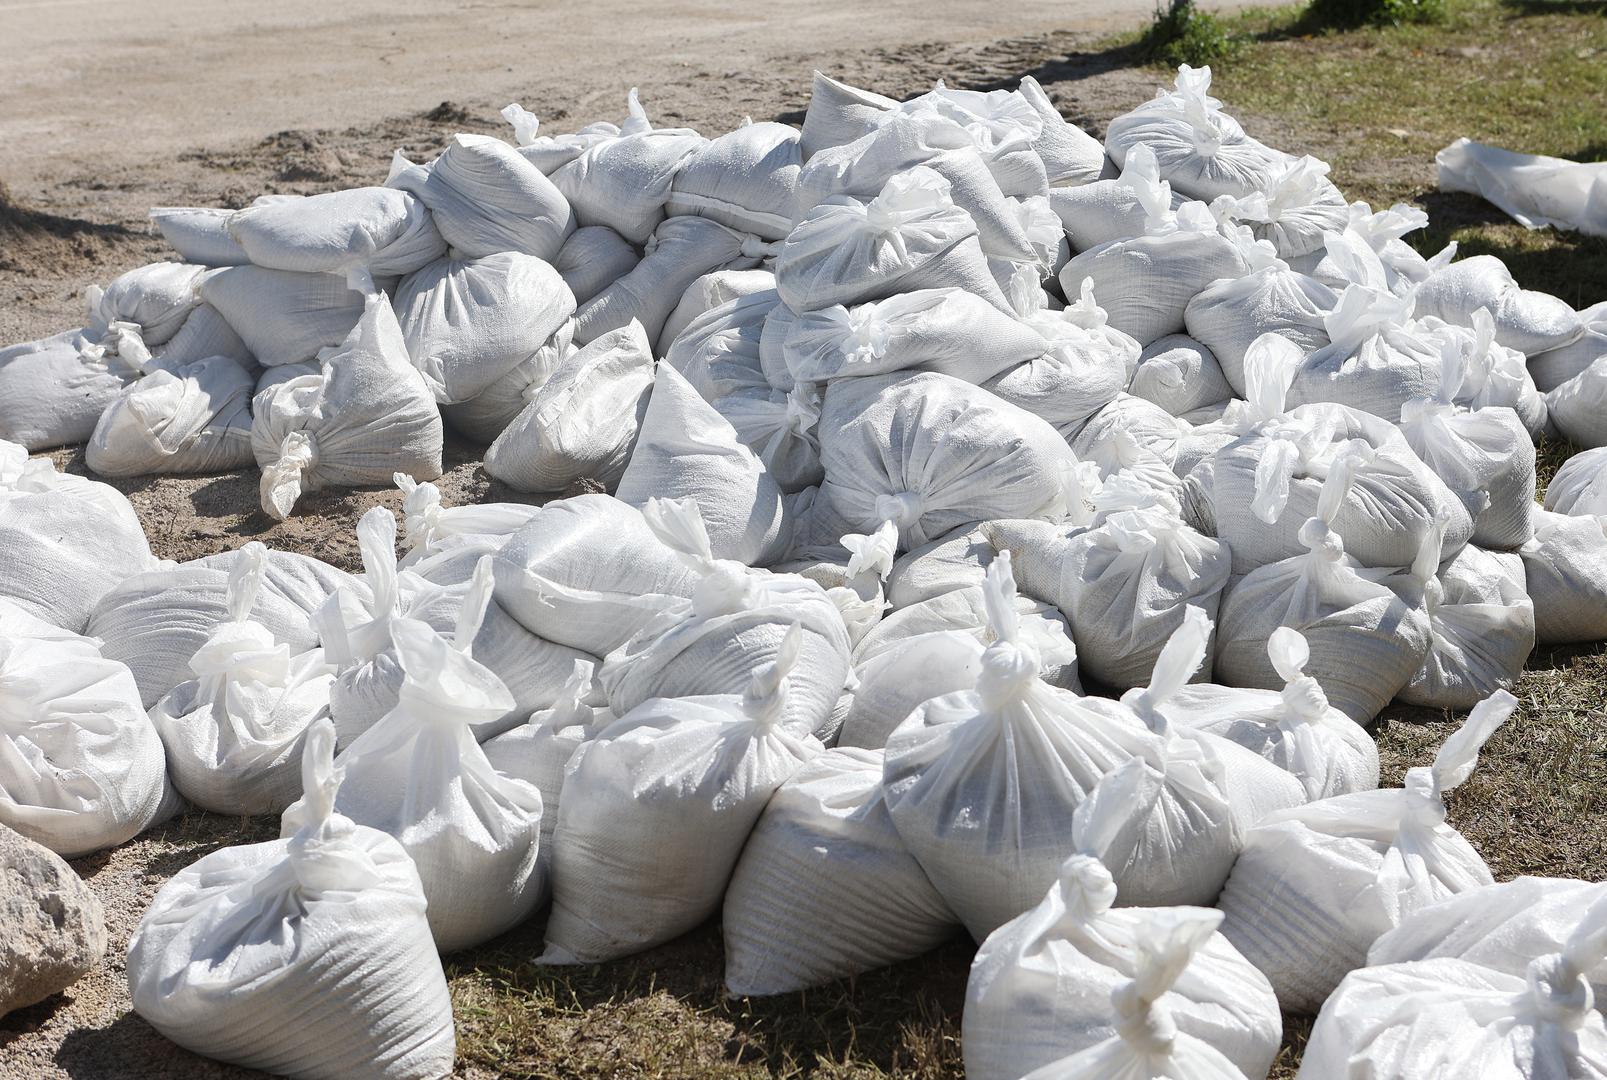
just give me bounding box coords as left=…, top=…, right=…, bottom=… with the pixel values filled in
left=721, top=747, right=956, bottom=996
left=128, top=718, right=456, bottom=1079
left=0, top=598, right=175, bottom=858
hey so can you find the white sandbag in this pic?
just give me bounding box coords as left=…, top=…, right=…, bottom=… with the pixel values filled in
left=0, top=445, right=156, bottom=633
left=393, top=251, right=576, bottom=405
left=1059, top=202, right=1249, bottom=346
left=552, top=225, right=638, bottom=306
left=440, top=317, right=576, bottom=445
left=0, top=329, right=136, bottom=450
left=1301, top=893, right=1607, bottom=1079
left=88, top=547, right=348, bottom=708
left=1546, top=445, right=1607, bottom=517
left=1189, top=336, right=1471, bottom=574
left=87, top=262, right=205, bottom=346
left=149, top=206, right=251, bottom=266
left=1065, top=395, right=1188, bottom=501
left=837, top=629, right=986, bottom=751
left=403, top=534, right=598, bottom=719
left=1530, top=299, right=1607, bottom=392
left=492, top=493, right=698, bottom=657
left=882, top=554, right=1169, bottom=938
left=982, top=287, right=1136, bottom=431
left=1113, top=607, right=1304, bottom=850
left=1132, top=334, right=1235, bottom=416
left=387, top=133, right=573, bottom=260
left=990, top=502, right=1230, bottom=692
left=389, top=475, right=540, bottom=567
left=1368, top=875, right=1607, bottom=1005
left=667, top=121, right=801, bottom=240
left=1520, top=509, right=1607, bottom=643
left=1161, top=626, right=1380, bottom=800
left=662, top=288, right=777, bottom=399
left=759, top=301, right=801, bottom=391
left=0, top=598, right=175, bottom=858
left=1298, top=200, right=1445, bottom=296
left=1214, top=452, right=1434, bottom=725
left=148, top=543, right=334, bottom=816
left=776, top=167, right=1010, bottom=314
left=1217, top=691, right=1516, bottom=1014
left=502, top=100, right=625, bottom=174
left=965, top=832, right=1280, bottom=1080
left=574, top=214, right=762, bottom=346
left=798, top=71, right=896, bottom=160
left=814, top=370, right=1080, bottom=551
left=897, top=83, right=1049, bottom=198
left=543, top=624, right=821, bottom=964
left=1183, top=258, right=1336, bottom=396
left=1048, top=144, right=1183, bottom=252
left=853, top=578, right=1078, bottom=687
left=86, top=354, right=256, bottom=477
left=715, top=386, right=824, bottom=493
left=129, top=717, right=456, bottom=1079
left=199, top=265, right=366, bottom=368
left=885, top=522, right=999, bottom=609
left=599, top=498, right=851, bottom=739
left=722, top=746, right=957, bottom=996
left=1019, top=950, right=1266, bottom=1077
left=1397, top=543, right=1533, bottom=710
left=1286, top=285, right=1442, bottom=421
left=482, top=659, right=611, bottom=872
left=320, top=510, right=564, bottom=746
left=1546, top=351, right=1607, bottom=447
left=1420, top=305, right=1549, bottom=436
left=1437, top=136, right=1607, bottom=238
left=285, top=570, right=544, bottom=954
left=551, top=99, right=705, bottom=245
left=227, top=187, right=446, bottom=277
left=155, top=302, right=256, bottom=370
left=1103, top=65, right=1288, bottom=201
left=615, top=362, right=790, bottom=565
left=796, top=111, right=1038, bottom=264
left=1226, top=154, right=1348, bottom=259
left=1412, top=253, right=1583, bottom=355
left=483, top=320, right=654, bottom=494
left=251, top=281, right=442, bottom=521
left=1399, top=370, right=1535, bottom=553
left=660, top=268, right=776, bottom=355
left=255, top=359, right=318, bottom=397
left=781, top=287, right=1046, bottom=385
left=1017, top=75, right=1112, bottom=188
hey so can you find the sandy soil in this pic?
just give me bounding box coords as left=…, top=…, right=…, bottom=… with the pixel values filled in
left=0, top=4, right=1257, bottom=1078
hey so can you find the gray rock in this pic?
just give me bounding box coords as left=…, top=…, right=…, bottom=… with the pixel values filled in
left=0, top=824, right=107, bottom=1017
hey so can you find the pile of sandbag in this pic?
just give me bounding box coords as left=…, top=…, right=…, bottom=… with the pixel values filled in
left=3, top=59, right=1603, bottom=1080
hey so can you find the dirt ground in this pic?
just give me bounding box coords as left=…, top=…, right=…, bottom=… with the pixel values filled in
left=0, top=3, right=1597, bottom=1079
